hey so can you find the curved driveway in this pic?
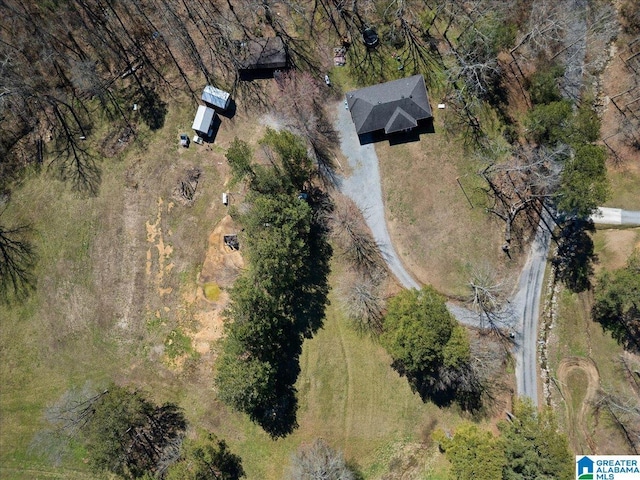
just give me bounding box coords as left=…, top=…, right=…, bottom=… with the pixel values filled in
left=334, top=101, right=640, bottom=406
left=334, top=101, right=544, bottom=404
left=335, top=103, right=421, bottom=291
left=335, top=103, right=485, bottom=330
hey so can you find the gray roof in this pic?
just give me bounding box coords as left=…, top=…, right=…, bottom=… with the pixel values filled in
left=346, top=75, right=432, bottom=135
left=202, top=85, right=231, bottom=110
left=238, top=37, right=288, bottom=70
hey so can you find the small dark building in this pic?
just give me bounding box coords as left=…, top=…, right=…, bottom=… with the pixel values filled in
left=345, top=74, right=432, bottom=136
left=237, top=37, right=288, bottom=73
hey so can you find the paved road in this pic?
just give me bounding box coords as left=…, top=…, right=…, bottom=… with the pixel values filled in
left=591, top=207, right=640, bottom=226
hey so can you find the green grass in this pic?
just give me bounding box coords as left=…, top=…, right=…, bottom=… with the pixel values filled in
left=548, top=226, right=639, bottom=454
left=554, top=290, right=589, bottom=359
left=211, top=297, right=457, bottom=479
left=164, top=328, right=195, bottom=360
left=203, top=282, right=221, bottom=301
left=566, top=369, right=588, bottom=413
left=0, top=90, right=471, bottom=479
left=605, top=168, right=640, bottom=210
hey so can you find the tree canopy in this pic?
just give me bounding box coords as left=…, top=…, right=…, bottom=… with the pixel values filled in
left=380, top=286, right=477, bottom=407
left=434, top=398, right=573, bottom=480
left=165, top=434, right=245, bottom=480
left=434, top=422, right=507, bottom=480
left=592, top=249, right=640, bottom=352
left=551, top=218, right=597, bottom=293
left=525, top=100, right=574, bottom=146
left=498, top=399, right=573, bottom=480
left=215, top=129, right=332, bottom=437
left=80, top=384, right=186, bottom=479
left=556, top=144, right=610, bottom=218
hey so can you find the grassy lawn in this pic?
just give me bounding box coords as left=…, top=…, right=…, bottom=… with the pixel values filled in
left=1, top=86, right=474, bottom=479
left=605, top=166, right=640, bottom=211
left=209, top=297, right=455, bottom=479
left=376, top=113, right=516, bottom=298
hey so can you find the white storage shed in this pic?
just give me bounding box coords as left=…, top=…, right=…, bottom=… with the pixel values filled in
left=192, top=105, right=216, bottom=136
left=202, top=86, right=231, bottom=111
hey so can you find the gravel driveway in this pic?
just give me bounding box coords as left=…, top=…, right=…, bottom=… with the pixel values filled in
left=335, top=102, right=421, bottom=290
left=334, top=102, right=488, bottom=329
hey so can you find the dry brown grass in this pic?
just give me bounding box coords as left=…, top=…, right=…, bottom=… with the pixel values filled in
left=1, top=82, right=484, bottom=480
left=376, top=114, right=523, bottom=298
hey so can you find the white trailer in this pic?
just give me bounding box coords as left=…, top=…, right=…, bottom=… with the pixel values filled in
left=192, top=105, right=216, bottom=137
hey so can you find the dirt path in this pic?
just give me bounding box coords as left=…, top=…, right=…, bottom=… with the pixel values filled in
left=557, top=357, right=600, bottom=452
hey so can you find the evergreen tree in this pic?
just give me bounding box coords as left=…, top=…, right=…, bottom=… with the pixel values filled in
left=498, top=399, right=573, bottom=480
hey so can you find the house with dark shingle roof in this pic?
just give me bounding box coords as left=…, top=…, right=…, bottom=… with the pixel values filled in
left=346, top=75, right=432, bottom=136
left=237, top=37, right=288, bottom=72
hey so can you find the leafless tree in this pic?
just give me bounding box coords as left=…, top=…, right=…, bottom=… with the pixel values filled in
left=442, top=89, right=488, bottom=149
left=273, top=71, right=340, bottom=187
left=467, top=264, right=515, bottom=341
left=340, top=271, right=386, bottom=335
left=330, top=198, right=386, bottom=278
left=481, top=144, right=565, bottom=248
left=594, top=388, right=640, bottom=454
left=0, top=215, right=37, bottom=304
left=288, top=439, right=355, bottom=480
left=511, top=0, right=567, bottom=58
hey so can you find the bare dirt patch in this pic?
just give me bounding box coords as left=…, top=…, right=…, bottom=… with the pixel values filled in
left=594, top=228, right=640, bottom=272
left=557, top=357, right=600, bottom=453
left=189, top=215, right=243, bottom=354
left=145, top=197, right=175, bottom=297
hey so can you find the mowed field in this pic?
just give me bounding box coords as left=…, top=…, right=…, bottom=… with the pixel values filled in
left=0, top=86, right=478, bottom=479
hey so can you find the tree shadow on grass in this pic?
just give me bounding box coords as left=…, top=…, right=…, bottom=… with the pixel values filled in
left=139, top=88, right=167, bottom=131
left=551, top=217, right=597, bottom=293
left=397, top=363, right=486, bottom=414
